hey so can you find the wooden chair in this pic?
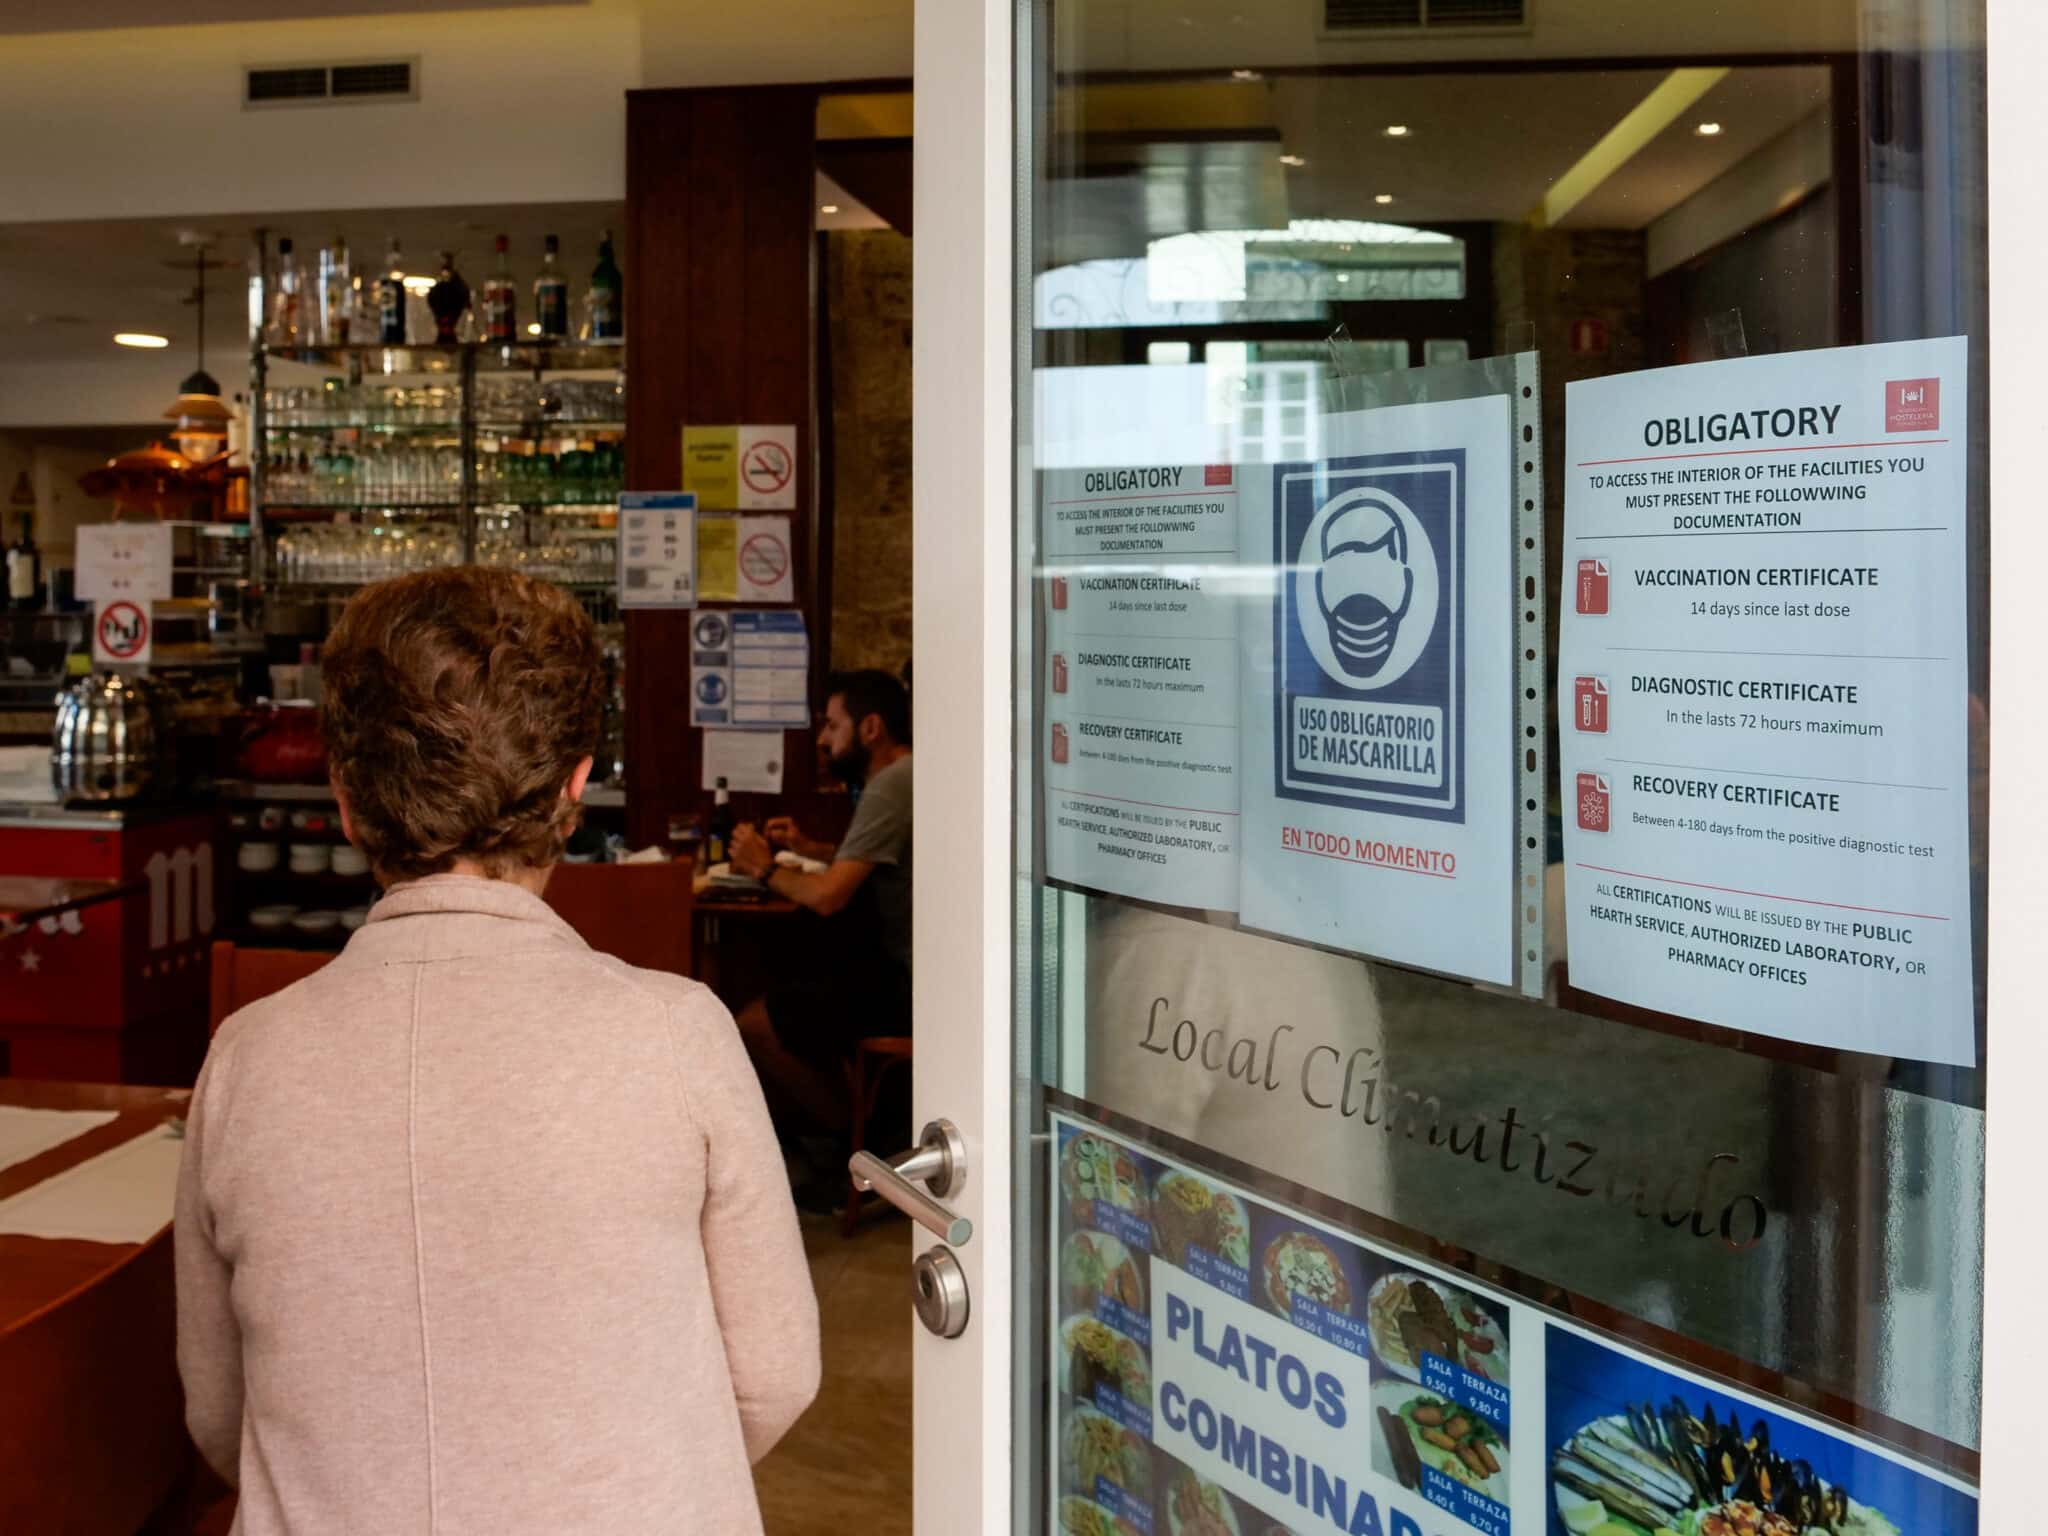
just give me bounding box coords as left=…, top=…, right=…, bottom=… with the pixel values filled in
left=542, top=859, right=694, bottom=976
left=842, top=1035, right=914, bottom=1236
left=208, top=942, right=333, bottom=1035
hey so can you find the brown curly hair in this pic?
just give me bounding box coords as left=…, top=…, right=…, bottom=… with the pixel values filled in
left=320, top=567, right=604, bottom=882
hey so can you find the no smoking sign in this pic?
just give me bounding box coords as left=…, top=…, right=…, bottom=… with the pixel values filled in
left=95, top=599, right=152, bottom=665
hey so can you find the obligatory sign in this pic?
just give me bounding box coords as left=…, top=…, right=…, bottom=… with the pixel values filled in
left=1239, top=394, right=1518, bottom=985
left=1051, top=1111, right=1979, bottom=1536
left=617, top=491, right=697, bottom=608
left=1040, top=464, right=1242, bottom=913
left=75, top=522, right=172, bottom=604
left=1558, top=337, right=1975, bottom=1064
left=688, top=608, right=808, bottom=730
left=93, top=599, right=151, bottom=666
left=681, top=424, right=798, bottom=510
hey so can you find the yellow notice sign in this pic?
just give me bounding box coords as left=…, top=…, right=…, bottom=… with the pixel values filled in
left=697, top=515, right=739, bottom=602
left=682, top=426, right=740, bottom=509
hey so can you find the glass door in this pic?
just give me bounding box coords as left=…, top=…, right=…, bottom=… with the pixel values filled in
left=989, top=2, right=2006, bottom=1534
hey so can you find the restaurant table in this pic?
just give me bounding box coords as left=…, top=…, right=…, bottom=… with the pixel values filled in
left=691, top=892, right=801, bottom=1003
left=0, top=1078, right=190, bottom=1535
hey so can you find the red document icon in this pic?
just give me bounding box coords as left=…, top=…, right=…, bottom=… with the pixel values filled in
left=1052, top=654, right=1068, bottom=693
left=1574, top=675, right=1609, bottom=733
left=1576, top=558, right=1609, bottom=615
left=1051, top=723, right=1070, bottom=764
left=1050, top=574, right=1069, bottom=610
left=1576, top=771, right=1611, bottom=832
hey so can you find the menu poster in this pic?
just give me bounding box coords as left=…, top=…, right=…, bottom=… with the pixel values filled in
left=1052, top=1114, right=1515, bottom=1536
left=1557, top=339, right=1976, bottom=1065
left=1545, top=1329, right=1976, bottom=1535
left=1237, top=394, right=1519, bottom=986
left=1041, top=465, right=1244, bottom=912
left=1050, top=1110, right=1982, bottom=1536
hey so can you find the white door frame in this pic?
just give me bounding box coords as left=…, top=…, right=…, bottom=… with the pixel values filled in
left=910, top=0, right=1015, bottom=1527
left=910, top=0, right=2044, bottom=1528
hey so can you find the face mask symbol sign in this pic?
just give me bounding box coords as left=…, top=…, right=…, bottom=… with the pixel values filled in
left=1296, top=488, right=1438, bottom=692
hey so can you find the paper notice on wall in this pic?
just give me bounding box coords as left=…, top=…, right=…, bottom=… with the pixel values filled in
left=75, top=522, right=172, bottom=603
left=697, top=516, right=740, bottom=602
left=1039, top=464, right=1242, bottom=913
left=682, top=425, right=797, bottom=510
left=1236, top=394, right=1518, bottom=985
left=701, top=728, right=785, bottom=793
left=617, top=492, right=697, bottom=608
left=1557, top=337, right=1976, bottom=1064
left=689, top=608, right=809, bottom=730
left=736, top=515, right=795, bottom=602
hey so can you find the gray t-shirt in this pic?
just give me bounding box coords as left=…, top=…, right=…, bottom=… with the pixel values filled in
left=836, top=753, right=912, bottom=973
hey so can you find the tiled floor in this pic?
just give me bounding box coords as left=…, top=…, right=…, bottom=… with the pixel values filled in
left=756, top=1211, right=915, bottom=1535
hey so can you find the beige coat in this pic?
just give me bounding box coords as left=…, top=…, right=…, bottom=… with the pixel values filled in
left=176, top=875, right=821, bottom=1534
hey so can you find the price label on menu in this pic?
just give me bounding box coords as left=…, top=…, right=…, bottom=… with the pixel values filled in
left=1096, top=1295, right=1151, bottom=1348
left=1184, top=1246, right=1251, bottom=1301
left=1094, top=1202, right=1153, bottom=1254
left=1096, top=1479, right=1153, bottom=1534
left=1422, top=1468, right=1509, bottom=1536
left=1093, top=1383, right=1152, bottom=1440
left=1288, top=1295, right=1377, bottom=1362
left=1421, top=1352, right=1510, bottom=1420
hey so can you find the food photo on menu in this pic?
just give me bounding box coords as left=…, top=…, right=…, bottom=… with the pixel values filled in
left=1544, top=1329, right=1978, bottom=1536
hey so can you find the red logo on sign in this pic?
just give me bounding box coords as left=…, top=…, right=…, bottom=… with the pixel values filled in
left=1050, top=575, right=1068, bottom=610
left=1204, top=464, right=1234, bottom=487
left=1050, top=723, right=1070, bottom=764
left=1886, top=378, right=1940, bottom=432
left=1574, top=676, right=1609, bottom=733
left=1052, top=654, right=1068, bottom=694
left=1576, top=558, right=1609, bottom=615
left=1576, top=772, right=1611, bottom=833
left=740, top=438, right=794, bottom=495
left=97, top=600, right=149, bottom=660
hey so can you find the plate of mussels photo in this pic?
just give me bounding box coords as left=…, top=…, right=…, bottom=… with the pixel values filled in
left=1549, top=1397, right=1904, bottom=1536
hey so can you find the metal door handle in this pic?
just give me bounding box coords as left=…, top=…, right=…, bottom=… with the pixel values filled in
left=849, top=1119, right=972, bottom=1245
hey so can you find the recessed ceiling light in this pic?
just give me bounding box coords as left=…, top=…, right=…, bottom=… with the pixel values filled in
left=1231, top=69, right=1261, bottom=81
left=1696, top=121, right=1724, bottom=136
left=526, top=322, right=542, bottom=336
left=1374, top=193, right=1395, bottom=205
left=1279, top=154, right=1307, bottom=168
left=1383, top=124, right=1412, bottom=138
left=820, top=204, right=841, bottom=215
left=114, top=332, right=170, bottom=348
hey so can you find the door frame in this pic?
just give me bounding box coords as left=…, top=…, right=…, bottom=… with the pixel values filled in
left=910, top=0, right=1016, bottom=1528
left=912, top=1, right=2045, bottom=1529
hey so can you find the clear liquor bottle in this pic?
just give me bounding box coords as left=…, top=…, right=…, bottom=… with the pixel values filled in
left=482, top=234, right=518, bottom=344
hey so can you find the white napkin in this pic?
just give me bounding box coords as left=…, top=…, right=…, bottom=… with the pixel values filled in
left=0, top=1105, right=119, bottom=1177
left=0, top=1123, right=182, bottom=1244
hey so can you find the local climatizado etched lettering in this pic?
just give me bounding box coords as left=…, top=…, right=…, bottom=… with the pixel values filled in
left=1137, top=996, right=1769, bottom=1252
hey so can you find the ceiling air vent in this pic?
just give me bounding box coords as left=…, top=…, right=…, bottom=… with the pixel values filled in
left=244, top=58, right=419, bottom=109
left=1323, top=0, right=1526, bottom=33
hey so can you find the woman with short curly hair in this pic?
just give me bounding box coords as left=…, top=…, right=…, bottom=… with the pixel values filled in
left=176, top=567, right=819, bottom=1535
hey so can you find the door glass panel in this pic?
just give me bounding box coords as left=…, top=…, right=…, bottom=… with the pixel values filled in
left=1015, top=5, right=1988, bottom=1536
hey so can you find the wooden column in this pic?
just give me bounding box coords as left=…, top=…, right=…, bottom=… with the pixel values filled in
left=623, top=85, right=822, bottom=849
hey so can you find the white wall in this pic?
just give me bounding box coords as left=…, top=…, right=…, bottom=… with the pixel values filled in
left=0, top=361, right=180, bottom=430
left=0, top=1, right=639, bottom=225
left=1647, top=108, right=1835, bottom=278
